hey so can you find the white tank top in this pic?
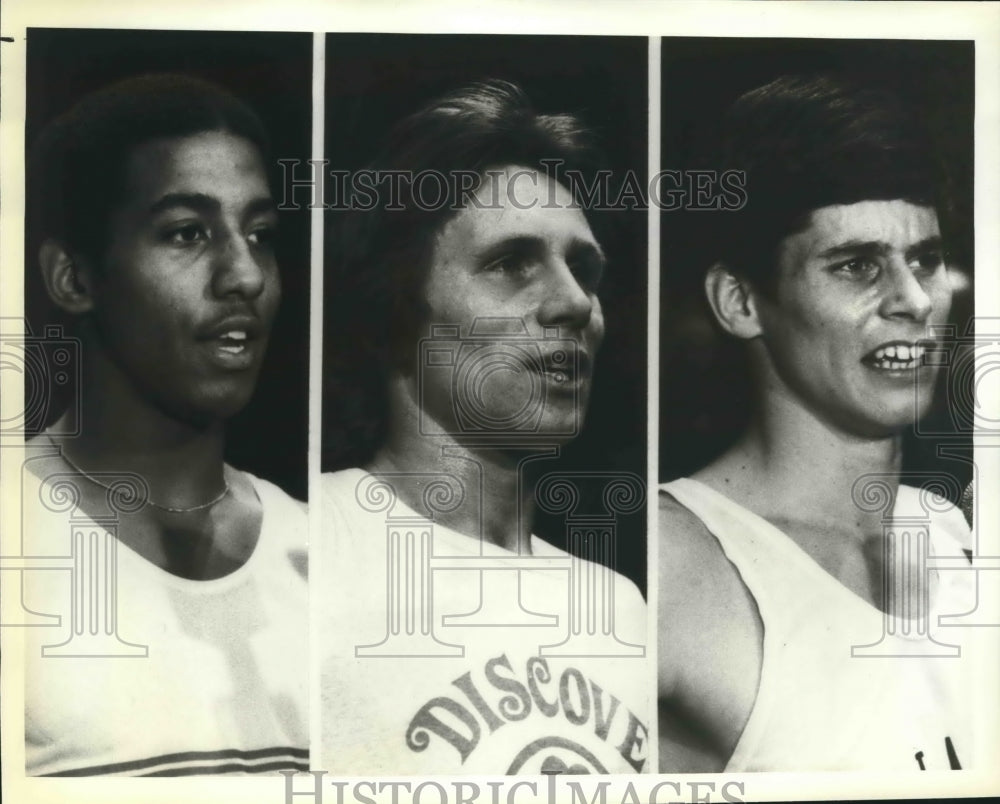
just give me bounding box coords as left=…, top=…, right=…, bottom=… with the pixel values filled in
left=23, top=468, right=309, bottom=776
left=661, top=478, right=976, bottom=771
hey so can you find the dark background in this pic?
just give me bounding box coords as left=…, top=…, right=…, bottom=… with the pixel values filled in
left=659, top=38, right=976, bottom=500
left=322, top=34, right=649, bottom=592
left=25, top=28, right=311, bottom=500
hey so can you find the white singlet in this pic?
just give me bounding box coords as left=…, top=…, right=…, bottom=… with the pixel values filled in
left=662, top=478, right=976, bottom=772
left=22, top=461, right=309, bottom=776
left=320, top=467, right=650, bottom=775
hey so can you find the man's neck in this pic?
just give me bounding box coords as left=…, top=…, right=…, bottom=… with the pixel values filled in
left=36, top=347, right=266, bottom=581
left=700, top=388, right=904, bottom=533
left=371, top=380, right=562, bottom=552
left=53, top=347, right=227, bottom=511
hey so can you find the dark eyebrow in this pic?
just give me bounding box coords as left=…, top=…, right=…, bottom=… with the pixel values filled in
left=244, top=197, right=279, bottom=220
left=476, top=235, right=606, bottom=265
left=816, top=236, right=943, bottom=262
left=567, top=238, right=608, bottom=269
left=475, top=235, right=543, bottom=262
left=816, top=240, right=891, bottom=260
left=904, top=236, right=943, bottom=261
left=147, top=193, right=277, bottom=219
left=148, top=192, right=220, bottom=216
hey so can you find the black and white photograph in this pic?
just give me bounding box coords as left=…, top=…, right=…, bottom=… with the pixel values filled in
left=656, top=38, right=986, bottom=773
left=318, top=33, right=651, bottom=775
left=16, top=27, right=311, bottom=777
left=0, top=3, right=997, bottom=804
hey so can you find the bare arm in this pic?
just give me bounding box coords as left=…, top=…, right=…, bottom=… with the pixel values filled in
left=657, top=489, right=763, bottom=772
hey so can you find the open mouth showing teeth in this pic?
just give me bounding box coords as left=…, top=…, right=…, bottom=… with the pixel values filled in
left=218, top=331, right=248, bottom=354
left=866, top=342, right=926, bottom=370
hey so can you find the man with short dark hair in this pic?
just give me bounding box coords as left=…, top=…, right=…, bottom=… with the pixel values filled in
left=320, top=80, right=648, bottom=775
left=658, top=75, right=976, bottom=772
left=23, top=74, right=308, bottom=776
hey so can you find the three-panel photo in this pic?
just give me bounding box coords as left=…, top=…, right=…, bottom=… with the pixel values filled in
left=11, top=23, right=990, bottom=787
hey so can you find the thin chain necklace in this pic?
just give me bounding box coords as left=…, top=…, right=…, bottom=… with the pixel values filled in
left=47, top=433, right=230, bottom=514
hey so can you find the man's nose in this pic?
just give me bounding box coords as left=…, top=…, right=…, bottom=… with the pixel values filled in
left=536, top=261, right=595, bottom=329
left=211, top=230, right=267, bottom=299
left=878, top=260, right=934, bottom=322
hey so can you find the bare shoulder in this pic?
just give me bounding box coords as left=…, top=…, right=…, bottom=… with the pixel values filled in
left=657, top=487, right=734, bottom=695
left=657, top=483, right=765, bottom=768
left=658, top=488, right=739, bottom=612
left=658, top=488, right=724, bottom=569
left=21, top=434, right=65, bottom=481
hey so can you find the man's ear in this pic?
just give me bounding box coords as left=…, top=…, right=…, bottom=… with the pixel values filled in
left=38, top=239, right=95, bottom=314
left=704, top=261, right=763, bottom=340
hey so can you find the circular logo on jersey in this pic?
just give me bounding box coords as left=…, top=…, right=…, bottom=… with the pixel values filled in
left=506, top=737, right=609, bottom=774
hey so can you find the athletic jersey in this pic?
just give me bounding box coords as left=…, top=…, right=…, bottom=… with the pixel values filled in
left=22, top=463, right=309, bottom=776
left=320, top=467, right=649, bottom=775
left=661, top=478, right=977, bottom=772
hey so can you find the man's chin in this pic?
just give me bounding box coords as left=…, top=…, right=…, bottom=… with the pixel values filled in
left=157, top=388, right=256, bottom=430
left=834, top=406, right=923, bottom=441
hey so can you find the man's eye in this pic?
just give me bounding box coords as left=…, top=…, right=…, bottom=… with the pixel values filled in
left=164, top=223, right=208, bottom=245
left=832, top=257, right=880, bottom=279
left=910, top=251, right=945, bottom=275
left=485, top=254, right=532, bottom=277
left=247, top=226, right=277, bottom=248
left=569, top=258, right=604, bottom=293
